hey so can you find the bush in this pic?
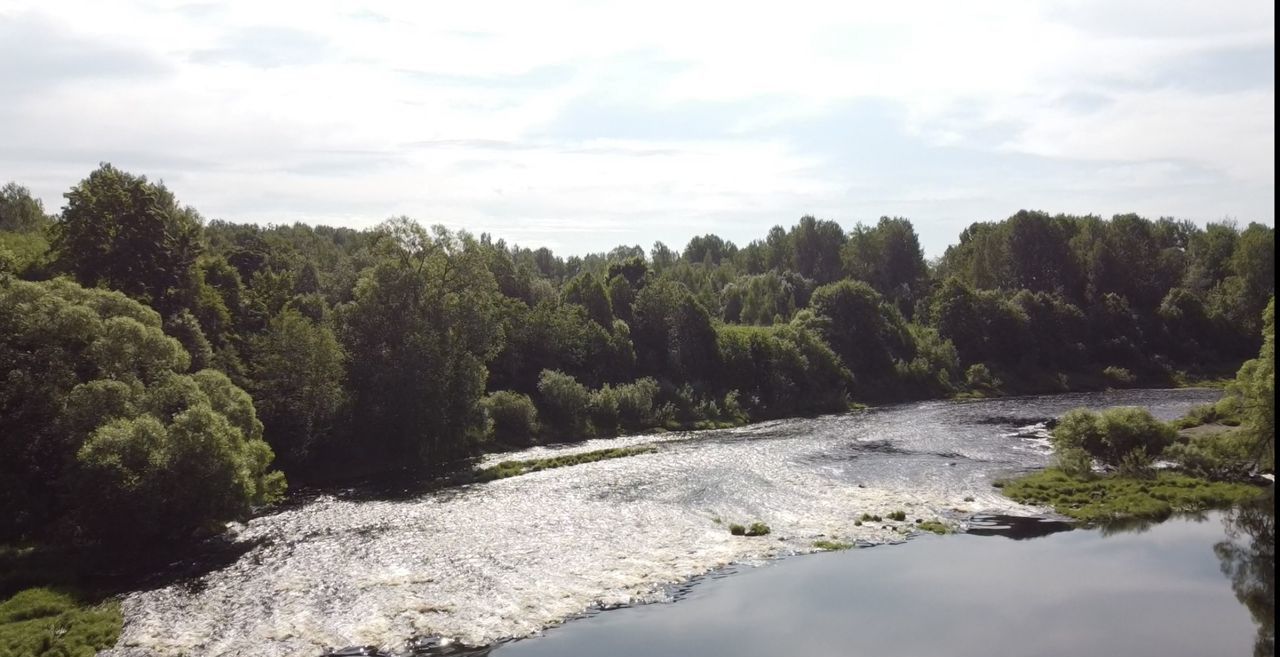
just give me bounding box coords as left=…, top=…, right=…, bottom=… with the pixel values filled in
left=964, top=363, right=1001, bottom=391
left=1167, top=430, right=1256, bottom=480
left=1102, top=366, right=1137, bottom=387
left=536, top=370, right=591, bottom=440
left=1051, top=407, right=1175, bottom=471
left=887, top=510, right=907, bottom=521
left=1115, top=448, right=1155, bottom=479
left=482, top=391, right=539, bottom=446
left=615, top=378, right=659, bottom=431
left=728, top=523, right=746, bottom=536
left=588, top=385, right=621, bottom=436
left=745, top=522, right=771, bottom=536
left=1054, top=446, right=1096, bottom=479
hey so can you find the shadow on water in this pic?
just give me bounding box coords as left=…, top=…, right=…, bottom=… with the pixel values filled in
left=1216, top=487, right=1275, bottom=657
left=964, top=514, right=1074, bottom=540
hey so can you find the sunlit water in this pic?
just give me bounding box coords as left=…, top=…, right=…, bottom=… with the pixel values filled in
left=104, top=388, right=1221, bottom=657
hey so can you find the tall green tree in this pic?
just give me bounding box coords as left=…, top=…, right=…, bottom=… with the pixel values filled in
left=0, top=182, right=52, bottom=232
left=51, top=164, right=204, bottom=316
left=248, top=308, right=346, bottom=466
left=339, top=219, right=503, bottom=467
left=809, top=279, right=914, bottom=389
left=843, top=217, right=928, bottom=315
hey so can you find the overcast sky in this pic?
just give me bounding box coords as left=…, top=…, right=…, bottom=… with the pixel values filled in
left=0, top=1, right=1273, bottom=257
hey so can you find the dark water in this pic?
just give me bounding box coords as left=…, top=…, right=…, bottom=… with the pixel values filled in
left=495, top=498, right=1275, bottom=657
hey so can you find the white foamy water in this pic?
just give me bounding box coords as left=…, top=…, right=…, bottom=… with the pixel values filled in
left=103, top=388, right=1220, bottom=657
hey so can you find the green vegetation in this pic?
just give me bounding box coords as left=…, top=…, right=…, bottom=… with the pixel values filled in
left=999, top=469, right=1263, bottom=523
left=727, top=521, right=770, bottom=537
left=0, top=278, right=283, bottom=546
left=1050, top=406, right=1176, bottom=477
left=0, top=588, right=121, bottom=657
left=860, top=513, right=882, bottom=523
left=886, top=510, right=908, bottom=521
left=474, top=447, right=656, bottom=482
left=916, top=520, right=951, bottom=535
left=812, top=539, right=853, bottom=551
left=1001, top=296, right=1274, bottom=523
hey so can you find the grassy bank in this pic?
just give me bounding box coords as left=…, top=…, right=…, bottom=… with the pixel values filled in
left=0, top=588, right=120, bottom=657
left=997, top=468, right=1265, bottom=523
left=473, top=446, right=657, bottom=482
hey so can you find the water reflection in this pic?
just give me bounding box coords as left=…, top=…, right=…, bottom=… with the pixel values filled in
left=1216, top=488, right=1275, bottom=657
left=493, top=513, right=1257, bottom=657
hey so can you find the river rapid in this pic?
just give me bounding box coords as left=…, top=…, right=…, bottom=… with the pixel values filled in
left=103, top=388, right=1221, bottom=657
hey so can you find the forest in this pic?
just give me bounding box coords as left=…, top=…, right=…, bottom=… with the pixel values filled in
left=0, top=163, right=1275, bottom=550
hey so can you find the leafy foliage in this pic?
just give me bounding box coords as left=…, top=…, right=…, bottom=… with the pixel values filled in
left=0, top=277, right=282, bottom=544
left=1051, top=407, right=1176, bottom=469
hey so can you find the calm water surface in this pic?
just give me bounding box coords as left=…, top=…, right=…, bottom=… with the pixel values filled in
left=494, top=504, right=1274, bottom=657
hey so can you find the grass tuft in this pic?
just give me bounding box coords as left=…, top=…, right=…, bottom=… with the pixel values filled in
left=916, top=520, right=951, bottom=535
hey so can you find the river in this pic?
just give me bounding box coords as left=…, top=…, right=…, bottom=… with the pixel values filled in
left=104, top=388, right=1228, bottom=657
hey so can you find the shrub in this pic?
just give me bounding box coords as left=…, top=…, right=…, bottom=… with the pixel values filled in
left=1115, top=448, right=1155, bottom=479
left=1167, top=430, right=1256, bottom=480
left=588, top=385, right=621, bottom=436
left=964, top=363, right=1001, bottom=391
left=887, top=510, right=907, bottom=521
left=1102, top=366, right=1137, bottom=387
left=536, top=370, right=591, bottom=440
left=482, top=391, right=539, bottom=446
left=615, top=378, right=659, bottom=431
left=1054, top=446, right=1096, bottom=479
left=728, top=523, right=746, bottom=536
left=721, top=390, right=749, bottom=424
left=1051, top=407, right=1175, bottom=472
left=746, top=522, right=771, bottom=536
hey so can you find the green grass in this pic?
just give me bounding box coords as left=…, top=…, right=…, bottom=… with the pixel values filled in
left=998, top=468, right=1265, bottom=523
left=812, top=539, right=853, bottom=551
left=886, top=510, right=907, bottom=521
left=474, top=447, right=657, bottom=482
left=0, top=588, right=121, bottom=657
left=916, top=520, right=951, bottom=535
left=859, top=513, right=882, bottom=522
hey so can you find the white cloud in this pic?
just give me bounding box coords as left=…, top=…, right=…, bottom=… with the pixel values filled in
left=0, top=0, right=1272, bottom=256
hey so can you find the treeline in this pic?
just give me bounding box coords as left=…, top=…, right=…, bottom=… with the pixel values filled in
left=0, top=165, right=1273, bottom=548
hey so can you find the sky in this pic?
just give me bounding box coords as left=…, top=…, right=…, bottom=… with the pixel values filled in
left=0, top=0, right=1274, bottom=257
